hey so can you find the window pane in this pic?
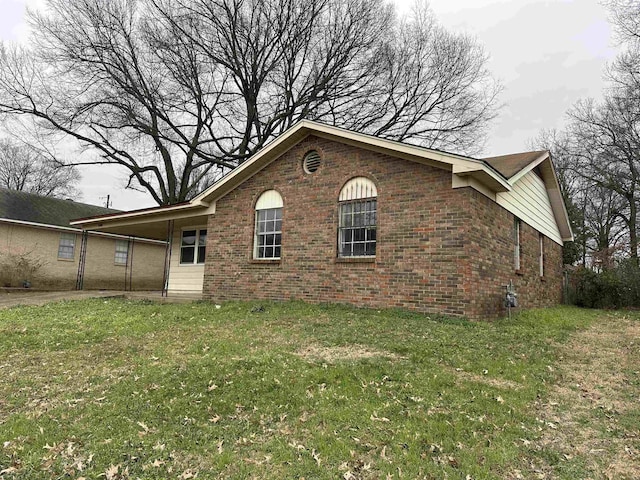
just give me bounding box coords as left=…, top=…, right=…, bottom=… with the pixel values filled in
left=265, top=246, right=274, bottom=258
left=181, top=230, right=196, bottom=246
left=58, top=233, right=76, bottom=259
left=197, top=246, right=206, bottom=264
left=274, top=233, right=281, bottom=247
left=198, top=230, right=207, bottom=246
left=181, top=246, right=195, bottom=264
left=266, top=234, right=274, bottom=246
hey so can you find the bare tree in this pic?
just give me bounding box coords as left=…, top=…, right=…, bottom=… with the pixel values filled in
left=0, top=0, right=500, bottom=205
left=0, top=138, right=80, bottom=198
left=605, top=0, right=640, bottom=41
left=567, top=93, right=640, bottom=261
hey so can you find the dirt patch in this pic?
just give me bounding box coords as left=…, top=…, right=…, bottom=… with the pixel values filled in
left=295, top=344, right=403, bottom=363
left=532, top=313, right=640, bottom=479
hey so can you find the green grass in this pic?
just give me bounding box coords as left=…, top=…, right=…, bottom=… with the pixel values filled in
left=0, top=299, right=630, bottom=478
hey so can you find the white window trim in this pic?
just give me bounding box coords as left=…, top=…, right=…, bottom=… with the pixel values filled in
left=514, top=219, right=521, bottom=271
left=253, top=207, right=282, bottom=260
left=539, top=233, right=544, bottom=277
left=254, top=190, right=283, bottom=260
left=338, top=177, right=377, bottom=258
left=178, top=227, right=207, bottom=266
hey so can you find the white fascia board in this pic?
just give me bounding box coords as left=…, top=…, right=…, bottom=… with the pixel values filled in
left=0, top=218, right=166, bottom=245
left=194, top=120, right=511, bottom=204
left=192, top=121, right=311, bottom=204
left=507, top=151, right=549, bottom=185
left=71, top=202, right=210, bottom=229
left=507, top=154, right=574, bottom=243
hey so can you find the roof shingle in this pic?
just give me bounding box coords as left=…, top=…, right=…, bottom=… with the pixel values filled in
left=0, top=188, right=119, bottom=228
left=483, top=151, right=547, bottom=179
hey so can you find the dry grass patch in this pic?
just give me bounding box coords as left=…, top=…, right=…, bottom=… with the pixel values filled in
left=294, top=344, right=403, bottom=363
left=533, top=313, right=640, bottom=479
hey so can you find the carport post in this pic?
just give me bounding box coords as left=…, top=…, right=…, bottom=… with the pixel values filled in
left=75, top=230, right=88, bottom=290
left=162, top=220, right=174, bottom=297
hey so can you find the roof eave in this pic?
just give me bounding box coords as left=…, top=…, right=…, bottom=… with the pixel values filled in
left=71, top=202, right=207, bottom=230
left=195, top=120, right=511, bottom=204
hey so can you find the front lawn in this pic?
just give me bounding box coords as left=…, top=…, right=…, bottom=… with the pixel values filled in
left=0, top=300, right=637, bottom=479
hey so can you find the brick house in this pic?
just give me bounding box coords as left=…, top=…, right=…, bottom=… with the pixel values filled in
left=0, top=188, right=166, bottom=290
left=72, top=121, right=572, bottom=319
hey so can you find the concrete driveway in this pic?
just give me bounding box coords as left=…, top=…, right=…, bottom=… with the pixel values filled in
left=0, top=290, right=204, bottom=309
left=0, top=290, right=128, bottom=309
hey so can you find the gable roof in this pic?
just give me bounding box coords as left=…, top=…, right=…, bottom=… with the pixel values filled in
left=0, top=188, right=118, bottom=228
left=483, top=151, right=548, bottom=179
left=71, top=120, right=573, bottom=243
left=192, top=121, right=512, bottom=206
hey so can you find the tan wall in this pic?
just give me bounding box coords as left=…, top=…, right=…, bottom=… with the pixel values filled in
left=0, top=223, right=166, bottom=290
left=167, top=219, right=206, bottom=293
left=83, top=235, right=166, bottom=290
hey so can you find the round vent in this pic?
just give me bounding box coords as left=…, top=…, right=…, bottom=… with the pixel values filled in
left=303, top=150, right=321, bottom=174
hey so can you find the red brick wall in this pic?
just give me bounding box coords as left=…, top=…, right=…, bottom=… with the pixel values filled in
left=466, top=190, right=563, bottom=318
left=202, top=135, right=563, bottom=319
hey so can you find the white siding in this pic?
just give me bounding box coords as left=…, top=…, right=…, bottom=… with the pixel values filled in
left=167, top=226, right=205, bottom=293
left=497, top=171, right=563, bottom=245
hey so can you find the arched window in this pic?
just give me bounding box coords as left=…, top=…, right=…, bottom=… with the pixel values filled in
left=338, top=177, right=377, bottom=257
left=254, top=190, right=283, bottom=259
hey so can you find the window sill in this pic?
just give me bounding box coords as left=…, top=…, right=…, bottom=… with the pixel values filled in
left=250, top=259, right=281, bottom=265
left=515, top=269, right=524, bottom=276
left=178, top=263, right=206, bottom=267
left=335, top=256, right=375, bottom=264
left=57, top=257, right=75, bottom=262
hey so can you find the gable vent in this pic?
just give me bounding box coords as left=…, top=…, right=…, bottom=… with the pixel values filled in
left=303, top=150, right=321, bottom=174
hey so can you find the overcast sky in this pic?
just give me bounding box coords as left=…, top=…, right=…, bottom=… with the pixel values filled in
left=0, top=0, right=618, bottom=210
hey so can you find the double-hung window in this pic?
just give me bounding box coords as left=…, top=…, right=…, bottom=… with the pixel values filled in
left=254, top=190, right=283, bottom=260
left=180, top=229, right=207, bottom=264
left=58, top=233, right=76, bottom=260
left=338, top=177, right=377, bottom=257
left=115, top=240, right=129, bottom=265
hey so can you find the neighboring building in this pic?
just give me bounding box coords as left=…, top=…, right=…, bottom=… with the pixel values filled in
left=0, top=189, right=166, bottom=290
left=72, top=121, right=573, bottom=319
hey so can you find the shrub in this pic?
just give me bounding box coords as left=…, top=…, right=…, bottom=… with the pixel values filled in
left=569, top=261, right=640, bottom=309
left=0, top=247, right=47, bottom=288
